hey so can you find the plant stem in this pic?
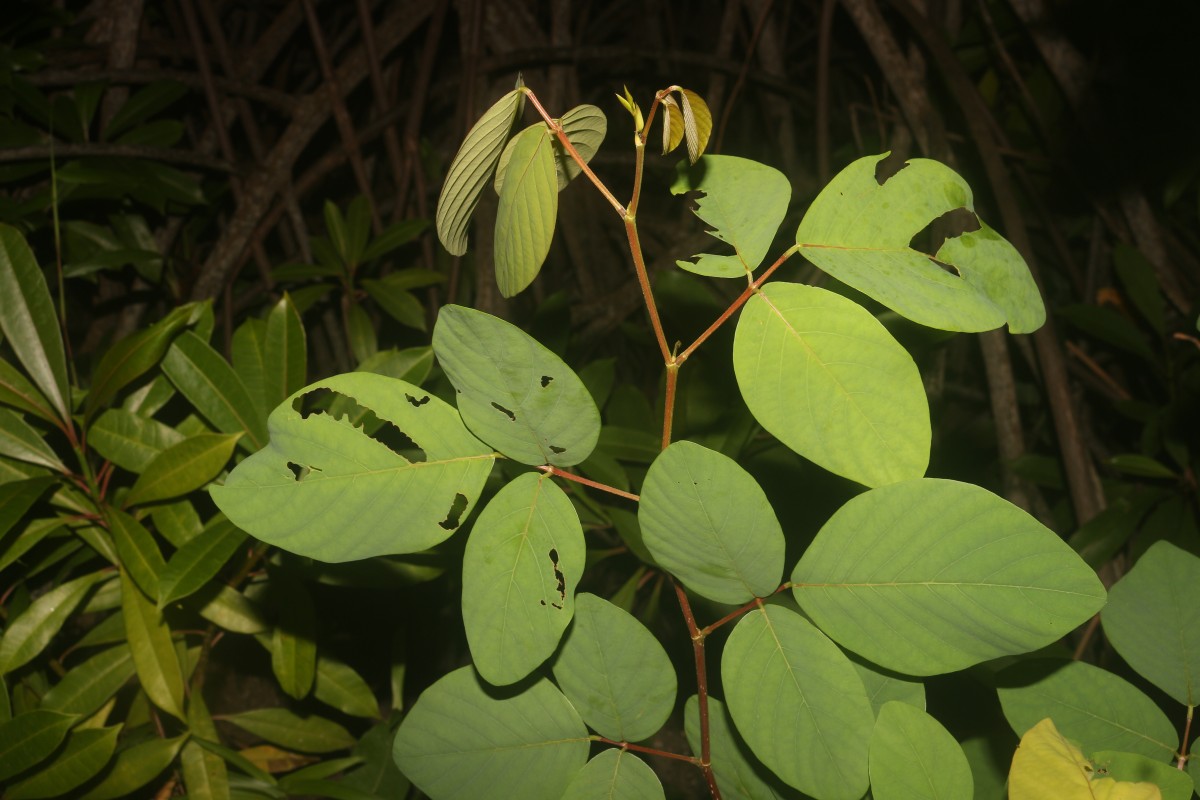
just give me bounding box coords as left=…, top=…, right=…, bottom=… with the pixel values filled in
left=661, top=361, right=680, bottom=450
left=1179, top=705, right=1194, bottom=770
left=539, top=465, right=639, bottom=502
left=672, top=578, right=722, bottom=799
left=625, top=218, right=673, bottom=364
left=591, top=736, right=700, bottom=765
left=700, top=583, right=790, bottom=636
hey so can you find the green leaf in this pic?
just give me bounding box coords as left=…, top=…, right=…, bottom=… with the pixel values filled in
left=0, top=518, right=64, bottom=574
left=162, top=331, right=267, bottom=451
left=102, top=80, right=187, bottom=140
left=734, top=283, right=930, bottom=488
left=436, top=86, right=524, bottom=256
left=0, top=224, right=70, bottom=423
left=433, top=304, right=600, bottom=467
left=1113, top=244, right=1167, bottom=335
left=463, top=473, right=584, bottom=686
left=355, top=346, right=434, bottom=386
left=182, top=691, right=230, bottom=800
left=495, top=105, right=607, bottom=194
left=0, top=476, right=55, bottom=540
left=0, top=710, right=79, bottom=783
left=796, top=153, right=1044, bottom=333
left=222, top=708, right=355, bottom=753
left=314, top=655, right=379, bottom=719
left=393, top=666, right=589, bottom=800
left=494, top=124, right=558, bottom=297
left=0, top=571, right=106, bottom=674
left=0, top=407, right=68, bottom=473
left=88, top=408, right=185, bottom=473
left=342, top=719, right=409, bottom=796
left=268, top=568, right=316, bottom=700
left=551, top=593, right=676, bottom=742
left=721, top=605, right=874, bottom=800
left=84, top=303, right=195, bottom=420
left=362, top=279, right=426, bottom=330
left=324, top=200, right=350, bottom=267
left=793, top=479, right=1106, bottom=675
left=850, top=655, right=926, bottom=716
left=561, top=749, right=664, bottom=800
left=194, top=584, right=268, bottom=635
left=78, top=734, right=187, bottom=800
left=869, top=701, right=973, bottom=800
left=0, top=356, right=57, bottom=424
left=151, top=499, right=202, bottom=547
left=669, top=155, right=790, bottom=278
left=125, top=433, right=241, bottom=507
left=211, top=373, right=494, bottom=561
left=121, top=571, right=185, bottom=719
left=361, top=219, right=429, bottom=263
left=41, top=644, right=135, bottom=717
left=6, top=725, right=121, bottom=800
left=639, top=441, right=784, bottom=603
left=1102, top=541, right=1200, bottom=706
left=106, top=507, right=166, bottom=598
left=262, top=294, right=306, bottom=407
left=1106, top=454, right=1177, bottom=479
left=997, top=659, right=1179, bottom=762
left=157, top=519, right=246, bottom=606
left=685, top=696, right=793, bottom=800
left=1092, top=751, right=1194, bottom=800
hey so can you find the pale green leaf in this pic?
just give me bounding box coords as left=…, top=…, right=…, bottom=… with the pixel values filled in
left=0, top=356, right=56, bottom=424
left=433, top=304, right=599, bottom=466
left=669, top=155, right=790, bottom=278
left=1102, top=541, right=1200, bottom=706
left=734, top=282, right=930, bottom=488
left=182, top=692, right=230, bottom=800
left=157, top=519, right=246, bottom=606
left=551, top=593, right=676, bottom=742
left=41, top=644, right=135, bottom=717
left=0, top=710, right=79, bottom=782
left=0, top=571, right=106, bottom=674
left=685, top=696, right=793, bottom=800
left=162, top=332, right=267, bottom=451
left=676, top=88, right=712, bottom=163
left=84, top=302, right=195, bottom=420
left=194, top=584, right=268, bottom=634
left=78, top=734, right=187, bottom=800
left=561, top=749, right=664, bottom=800
left=463, top=473, right=584, bottom=686
left=6, top=725, right=121, bottom=800
left=721, top=605, right=874, bottom=800
left=495, top=105, right=607, bottom=193
left=121, top=571, right=185, bottom=719
left=792, top=479, right=1107, bottom=675
left=494, top=124, right=558, bottom=297
left=126, top=432, right=241, bottom=507
left=393, top=666, right=589, bottom=800
left=211, top=373, right=494, bottom=561
left=796, top=153, right=1044, bottom=333
left=0, top=407, right=68, bottom=473
left=436, top=86, right=524, bottom=256
left=106, top=507, right=166, bottom=598
left=88, top=408, right=185, bottom=473
left=0, top=224, right=70, bottom=423
left=1092, top=751, right=1193, bottom=800
left=354, top=346, right=434, bottom=386
left=850, top=655, right=926, bottom=717
left=314, top=655, right=379, bottom=719
left=869, top=701, right=974, bottom=800
left=222, top=708, right=355, bottom=753
left=997, top=659, right=1178, bottom=762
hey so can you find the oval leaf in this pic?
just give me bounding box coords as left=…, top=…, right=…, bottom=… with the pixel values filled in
left=463, top=473, right=583, bottom=686
left=494, top=124, right=558, bottom=297
left=869, top=701, right=973, bottom=800
left=639, top=441, right=784, bottom=603
left=125, top=432, right=241, bottom=507
left=433, top=305, right=600, bottom=467
left=210, top=373, right=495, bottom=562
left=393, top=666, right=589, bottom=800
left=561, top=749, right=664, bottom=800
left=733, top=283, right=930, bottom=488
left=792, top=479, right=1107, bottom=675
left=551, top=593, right=676, bottom=742
left=796, top=153, right=1044, bottom=333
left=495, top=105, right=608, bottom=194
left=722, top=605, right=874, bottom=800
left=314, top=655, right=379, bottom=719
left=1091, top=751, right=1193, bottom=800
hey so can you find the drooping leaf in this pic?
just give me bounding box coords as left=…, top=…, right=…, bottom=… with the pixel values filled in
left=669, top=155, right=790, bottom=278
left=495, top=105, right=607, bottom=194
left=0, top=224, right=70, bottom=423
left=0, top=356, right=57, bottom=424
left=433, top=304, right=599, bottom=467
left=463, top=473, right=583, bottom=686
left=314, top=655, right=379, bottom=719
left=0, top=571, right=106, bottom=674
left=869, top=701, right=974, bottom=800
left=551, top=593, right=676, bottom=742
left=88, top=409, right=185, bottom=474
left=795, top=153, right=1044, bottom=333
left=684, top=696, right=792, bottom=800
left=639, top=441, right=784, bottom=603
left=0, top=710, right=80, bottom=782
left=211, top=373, right=494, bottom=562
left=734, top=283, right=929, bottom=488
left=40, top=644, right=135, bottom=717
left=792, top=479, right=1106, bottom=675
left=221, top=708, right=355, bottom=753
left=436, top=85, right=524, bottom=255
left=121, top=571, right=185, bottom=719
left=161, top=331, right=267, bottom=451
left=125, top=433, right=241, bottom=507
left=997, top=659, right=1178, bottom=762
left=393, top=666, right=589, bottom=800
left=157, top=518, right=246, bottom=606
left=106, top=507, right=166, bottom=598
left=1008, top=719, right=1162, bottom=800
left=1102, top=541, right=1200, bottom=706
left=721, top=605, right=874, bottom=800
left=494, top=124, right=559, bottom=297
left=0, top=407, right=68, bottom=473
left=1091, top=751, right=1193, bottom=800
left=84, top=302, right=195, bottom=420
left=77, top=733, right=187, bottom=800
left=263, top=293, right=307, bottom=409
left=561, top=749, right=665, bottom=800
left=5, top=725, right=121, bottom=800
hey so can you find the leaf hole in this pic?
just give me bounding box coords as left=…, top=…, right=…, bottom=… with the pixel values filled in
left=874, top=152, right=910, bottom=184
left=910, top=207, right=980, bottom=262
left=548, top=548, right=566, bottom=608
left=540, top=376, right=553, bottom=388
left=286, top=462, right=320, bottom=481
left=548, top=445, right=566, bottom=454
left=491, top=402, right=516, bottom=421
left=293, top=387, right=426, bottom=462
left=438, top=493, right=468, bottom=530
left=405, top=393, right=430, bottom=407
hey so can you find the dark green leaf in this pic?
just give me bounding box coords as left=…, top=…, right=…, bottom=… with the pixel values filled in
left=88, top=408, right=185, bottom=474
left=125, top=433, right=241, bottom=507
left=222, top=708, right=355, bottom=753
left=78, top=733, right=187, bottom=800
left=263, top=294, right=306, bottom=409
left=0, top=571, right=106, bottom=674
left=0, top=476, right=55, bottom=541
left=6, top=726, right=120, bottom=799
left=0, top=356, right=57, bottom=424
left=361, top=220, right=429, bottom=263
left=84, top=303, right=195, bottom=420
left=102, top=80, right=187, bottom=140
left=121, top=571, right=185, bottom=719
left=157, top=519, right=246, bottom=606
left=0, top=710, right=79, bottom=782
left=362, top=279, right=426, bottom=330
left=313, top=655, right=379, bottom=719
left=41, top=644, right=135, bottom=717
left=0, top=407, right=68, bottom=473
left=162, top=332, right=267, bottom=451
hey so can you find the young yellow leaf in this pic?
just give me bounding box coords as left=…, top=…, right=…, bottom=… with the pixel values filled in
left=1009, top=718, right=1162, bottom=800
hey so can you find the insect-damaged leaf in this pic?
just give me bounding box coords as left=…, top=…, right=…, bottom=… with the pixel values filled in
left=433, top=305, right=600, bottom=467
left=462, top=473, right=583, bottom=686
left=796, top=153, right=1044, bottom=333
left=494, top=124, right=558, bottom=297
left=210, top=373, right=494, bottom=562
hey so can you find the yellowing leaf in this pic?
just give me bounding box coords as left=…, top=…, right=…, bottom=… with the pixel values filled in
left=1009, top=718, right=1162, bottom=800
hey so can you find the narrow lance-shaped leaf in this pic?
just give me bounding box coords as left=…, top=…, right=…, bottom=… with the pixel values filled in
left=40, top=644, right=136, bottom=717
left=437, top=84, right=525, bottom=255
left=268, top=566, right=316, bottom=700
left=157, top=518, right=247, bottom=607
left=106, top=507, right=166, bottom=599
left=314, top=655, right=380, bottom=719
left=5, top=724, right=121, bottom=800
left=77, top=733, right=188, bottom=800
left=88, top=408, right=185, bottom=474
left=211, top=373, right=495, bottom=562
left=0, top=571, right=107, bottom=674
left=0, top=407, right=69, bottom=473
left=0, top=476, right=55, bottom=540
left=792, top=479, right=1107, bottom=675
left=0, top=356, right=57, bottom=425
left=0, top=224, right=70, bottom=423
left=494, top=124, right=559, bottom=297
left=264, top=293, right=306, bottom=407
left=125, top=432, right=241, bottom=507
left=0, top=710, right=80, bottom=783
left=161, top=331, right=267, bottom=451
left=795, top=153, right=1044, bottom=333
left=181, top=692, right=230, bottom=800
left=221, top=707, right=356, bottom=753
left=121, top=571, right=185, bottom=719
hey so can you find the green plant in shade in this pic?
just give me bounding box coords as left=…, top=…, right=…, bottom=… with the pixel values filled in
left=209, top=81, right=1198, bottom=799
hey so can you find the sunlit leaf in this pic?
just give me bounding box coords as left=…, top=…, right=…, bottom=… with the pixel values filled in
left=1009, top=719, right=1162, bottom=800
left=494, top=124, right=558, bottom=297
left=869, top=701, right=973, bottom=800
